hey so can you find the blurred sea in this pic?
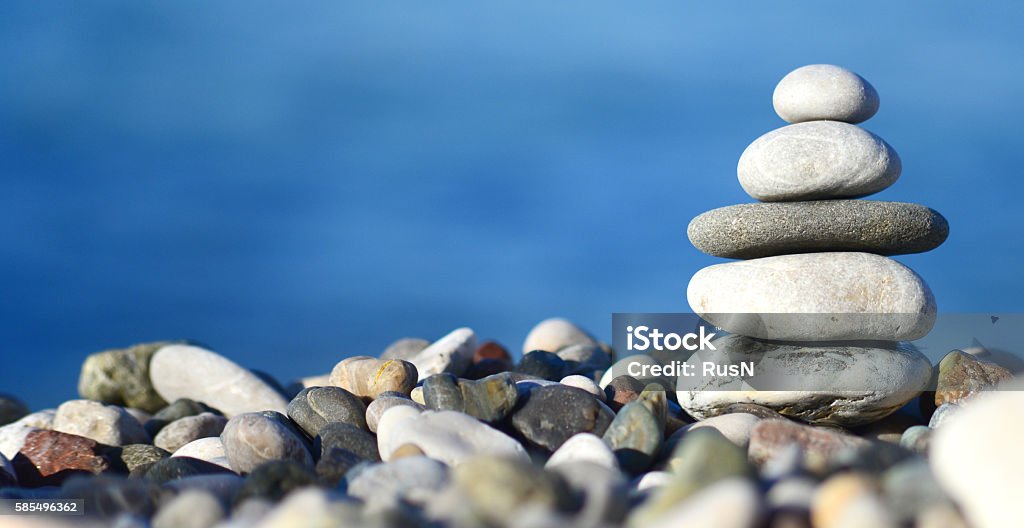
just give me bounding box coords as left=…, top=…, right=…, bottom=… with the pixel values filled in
left=2, top=2, right=1023, bottom=408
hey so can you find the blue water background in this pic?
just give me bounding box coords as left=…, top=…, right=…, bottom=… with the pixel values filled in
left=2, top=2, right=1023, bottom=409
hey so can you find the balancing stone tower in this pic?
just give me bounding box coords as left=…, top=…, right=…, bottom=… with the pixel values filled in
left=680, top=64, right=949, bottom=427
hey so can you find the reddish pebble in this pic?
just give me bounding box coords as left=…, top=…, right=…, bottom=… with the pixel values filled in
left=474, top=341, right=511, bottom=363
left=12, top=429, right=113, bottom=487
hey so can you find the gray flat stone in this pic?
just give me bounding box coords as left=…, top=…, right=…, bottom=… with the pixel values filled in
left=773, top=64, right=880, bottom=124
left=738, top=121, right=900, bottom=202
left=688, top=201, right=948, bottom=259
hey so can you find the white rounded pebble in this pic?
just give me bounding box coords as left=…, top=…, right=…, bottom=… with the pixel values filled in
left=773, top=64, right=880, bottom=124
left=545, top=432, right=619, bottom=470
left=173, top=437, right=233, bottom=471
left=559, top=375, right=605, bottom=401
left=52, top=399, right=149, bottom=446
left=523, top=318, right=598, bottom=354
left=410, top=327, right=477, bottom=381
left=931, top=380, right=1024, bottom=528
left=378, top=409, right=528, bottom=466
left=737, top=121, right=900, bottom=202
left=150, top=344, right=289, bottom=418
left=636, top=471, right=673, bottom=491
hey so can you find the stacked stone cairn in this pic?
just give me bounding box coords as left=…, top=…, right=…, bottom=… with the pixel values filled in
left=683, top=64, right=950, bottom=427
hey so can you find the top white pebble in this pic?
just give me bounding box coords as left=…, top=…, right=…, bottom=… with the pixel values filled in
left=772, top=64, right=879, bottom=124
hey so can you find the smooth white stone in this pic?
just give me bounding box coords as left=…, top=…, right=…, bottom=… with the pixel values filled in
left=150, top=344, right=288, bottom=418
left=52, top=399, right=149, bottom=446
left=523, top=318, right=598, bottom=354
left=173, top=437, right=233, bottom=471
left=773, top=64, right=880, bottom=124
left=636, top=471, right=673, bottom=491
left=559, top=375, right=605, bottom=401
left=377, top=409, right=528, bottom=466
left=410, top=327, right=477, bottom=381
left=545, top=432, right=618, bottom=470
left=931, top=380, right=1024, bottom=528
left=688, top=252, right=936, bottom=341
left=738, top=121, right=899, bottom=202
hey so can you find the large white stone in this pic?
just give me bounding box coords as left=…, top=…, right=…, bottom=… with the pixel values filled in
left=377, top=408, right=528, bottom=466
left=773, top=64, right=880, bottom=124
left=687, top=252, right=936, bottom=341
left=545, top=432, right=618, bottom=470
left=523, top=317, right=598, bottom=354
left=409, top=327, right=477, bottom=381
left=931, top=378, right=1024, bottom=528
left=150, top=344, right=288, bottom=418
left=0, top=410, right=54, bottom=459
left=676, top=336, right=932, bottom=427
left=737, top=121, right=900, bottom=201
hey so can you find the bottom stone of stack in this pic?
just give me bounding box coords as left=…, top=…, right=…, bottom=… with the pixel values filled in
left=675, top=335, right=932, bottom=427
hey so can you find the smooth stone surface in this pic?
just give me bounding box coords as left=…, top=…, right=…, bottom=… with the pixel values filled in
left=313, top=447, right=363, bottom=487
left=145, top=399, right=220, bottom=437
left=11, top=429, right=113, bottom=487
left=78, top=341, right=173, bottom=413
left=559, top=375, right=605, bottom=401
left=220, top=412, right=313, bottom=474
left=154, top=413, right=227, bottom=453
left=549, top=461, right=629, bottom=526
left=672, top=413, right=761, bottom=449
left=602, top=375, right=645, bottom=411
left=603, top=401, right=662, bottom=473
left=474, top=341, right=512, bottom=363
left=639, top=478, right=762, bottom=528
left=377, top=408, right=528, bottom=465
left=314, top=422, right=380, bottom=462
left=773, top=64, right=880, bottom=124
left=812, top=473, right=897, bottom=528
left=678, top=336, right=931, bottom=426
left=152, top=489, right=225, bottom=528
left=934, top=349, right=1012, bottom=406
left=738, top=121, right=900, bottom=202
left=688, top=201, right=948, bottom=259
left=0, top=395, right=30, bottom=426
left=453, top=455, right=575, bottom=525
left=145, top=456, right=234, bottom=484
left=599, top=355, right=672, bottom=391
left=882, top=459, right=951, bottom=524
left=232, top=460, right=316, bottom=505
left=767, top=476, right=817, bottom=509
left=422, top=372, right=518, bottom=423
left=931, top=381, right=1024, bottom=528
left=249, top=487, right=362, bottom=527
left=409, top=327, right=477, bottom=380
left=545, top=432, right=618, bottom=470
left=286, top=386, right=367, bottom=438
left=928, top=403, right=961, bottom=429
left=364, top=394, right=424, bottom=433
left=523, top=317, right=598, bottom=354
left=510, top=385, right=614, bottom=452
left=52, top=400, right=149, bottom=446
left=150, top=345, right=288, bottom=418
left=556, top=343, right=613, bottom=377
left=899, top=425, right=932, bottom=455
left=688, top=253, right=936, bottom=341
left=380, top=337, right=430, bottom=361
left=172, top=437, right=232, bottom=470
left=119, top=444, right=169, bottom=473
left=328, top=356, right=418, bottom=400
left=345, top=457, right=449, bottom=507
left=748, top=420, right=869, bottom=469
left=515, top=350, right=567, bottom=381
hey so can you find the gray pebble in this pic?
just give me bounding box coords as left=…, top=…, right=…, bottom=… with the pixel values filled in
left=154, top=413, right=227, bottom=453
left=689, top=201, right=948, bottom=259
left=220, top=412, right=313, bottom=474
left=152, top=489, right=225, bottom=528
left=773, top=64, right=880, bottom=124
left=286, top=386, right=367, bottom=438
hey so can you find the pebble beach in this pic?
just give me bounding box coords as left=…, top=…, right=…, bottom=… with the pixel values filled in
left=1, top=65, right=1021, bottom=528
